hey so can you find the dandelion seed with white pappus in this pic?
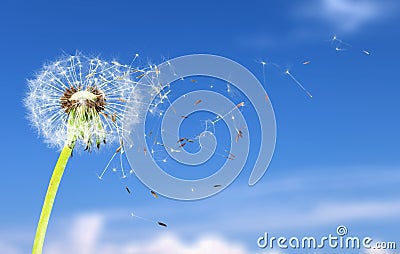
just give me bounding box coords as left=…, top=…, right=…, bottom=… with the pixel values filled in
left=25, top=53, right=139, bottom=254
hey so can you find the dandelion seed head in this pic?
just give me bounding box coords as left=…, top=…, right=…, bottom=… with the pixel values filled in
left=24, top=53, right=138, bottom=150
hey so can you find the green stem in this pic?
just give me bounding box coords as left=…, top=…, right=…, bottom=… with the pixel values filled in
left=32, top=145, right=72, bottom=254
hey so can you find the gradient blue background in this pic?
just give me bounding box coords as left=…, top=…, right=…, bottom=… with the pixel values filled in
left=0, top=0, right=399, bottom=253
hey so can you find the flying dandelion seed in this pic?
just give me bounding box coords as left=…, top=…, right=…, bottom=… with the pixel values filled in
left=256, top=58, right=315, bottom=100
left=335, top=47, right=347, bottom=52
left=258, top=60, right=267, bottom=86
left=131, top=212, right=167, bottom=228
left=235, top=129, right=244, bottom=143
left=330, top=35, right=352, bottom=50
left=25, top=53, right=140, bottom=254
left=330, top=35, right=370, bottom=56
left=285, top=70, right=313, bottom=98
left=236, top=102, right=245, bottom=108
left=116, top=146, right=122, bottom=153
left=157, top=222, right=168, bottom=227
left=136, top=73, right=146, bottom=79
left=177, top=137, right=186, bottom=143
left=150, top=190, right=159, bottom=199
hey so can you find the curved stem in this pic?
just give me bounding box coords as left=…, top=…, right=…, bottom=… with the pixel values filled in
left=32, top=146, right=72, bottom=254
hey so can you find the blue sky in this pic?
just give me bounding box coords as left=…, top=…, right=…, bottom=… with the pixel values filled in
left=0, top=0, right=399, bottom=253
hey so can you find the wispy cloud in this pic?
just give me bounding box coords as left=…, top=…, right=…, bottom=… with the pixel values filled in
left=43, top=213, right=253, bottom=254
left=0, top=242, right=21, bottom=254
left=2, top=166, right=398, bottom=253
left=300, top=0, right=397, bottom=33
left=0, top=215, right=252, bottom=254
left=265, top=200, right=400, bottom=229
left=68, top=213, right=104, bottom=254
left=237, top=0, right=398, bottom=50
left=105, top=234, right=248, bottom=254
left=133, top=166, right=400, bottom=234
left=365, top=248, right=395, bottom=254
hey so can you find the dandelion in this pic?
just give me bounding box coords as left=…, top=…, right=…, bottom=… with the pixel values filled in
left=25, top=53, right=137, bottom=254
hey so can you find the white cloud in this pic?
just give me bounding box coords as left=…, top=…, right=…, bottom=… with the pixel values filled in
left=302, top=0, right=396, bottom=32
left=162, top=167, right=400, bottom=233
left=281, top=200, right=400, bottom=229
left=237, top=0, right=398, bottom=50
left=41, top=213, right=254, bottom=254
left=364, top=248, right=396, bottom=254
left=69, top=213, right=104, bottom=254
left=0, top=229, right=31, bottom=254
left=99, top=234, right=249, bottom=254
left=313, top=200, right=400, bottom=222
left=44, top=213, right=104, bottom=254
left=3, top=167, right=399, bottom=253
left=0, top=242, right=21, bottom=254
left=211, top=198, right=400, bottom=233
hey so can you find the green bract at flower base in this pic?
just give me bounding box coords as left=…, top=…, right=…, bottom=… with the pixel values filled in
left=63, top=88, right=107, bottom=150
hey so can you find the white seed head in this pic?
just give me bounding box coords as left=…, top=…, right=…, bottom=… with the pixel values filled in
left=24, top=53, right=138, bottom=150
